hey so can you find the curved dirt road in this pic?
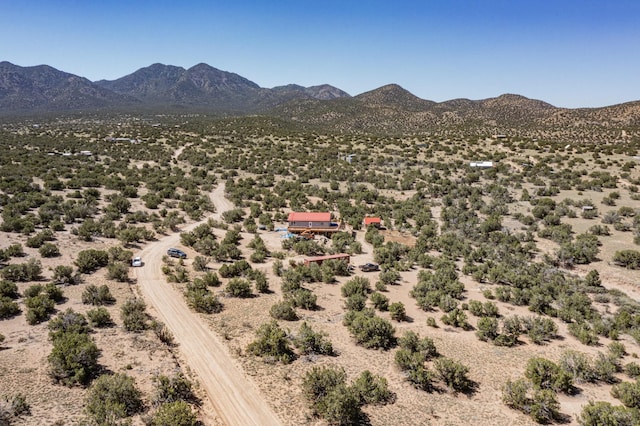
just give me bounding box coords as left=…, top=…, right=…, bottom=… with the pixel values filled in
left=135, top=183, right=281, bottom=426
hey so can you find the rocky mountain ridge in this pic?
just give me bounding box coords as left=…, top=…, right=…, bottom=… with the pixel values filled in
left=1, top=61, right=639, bottom=138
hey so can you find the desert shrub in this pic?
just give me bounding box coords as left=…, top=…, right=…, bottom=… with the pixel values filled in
left=378, top=270, right=400, bottom=286
left=192, top=255, right=209, bottom=272
left=48, top=331, right=100, bottom=386
left=1, top=258, right=42, bottom=281
left=269, top=301, right=298, bottom=321
left=82, top=284, right=115, bottom=305
left=625, top=362, right=640, bottom=379
left=86, top=307, right=113, bottom=328
left=302, top=367, right=359, bottom=424
left=0, top=393, right=31, bottom=421
left=152, top=373, right=195, bottom=406
left=4, top=243, right=24, bottom=258
left=345, top=309, right=395, bottom=349
left=612, top=380, right=640, bottom=409
left=568, top=322, right=599, bottom=346
left=434, top=357, right=473, bottom=392
left=389, top=301, right=407, bottom=321
left=295, top=321, right=334, bottom=356
left=0, top=280, right=19, bottom=299
left=75, top=249, right=109, bottom=274
left=185, top=283, right=223, bottom=314
left=341, top=276, right=371, bottom=298
left=25, top=294, right=55, bottom=325
left=39, top=242, right=60, bottom=258
left=559, top=350, right=596, bottom=384
left=613, top=250, right=640, bottom=269
left=52, top=265, right=80, bottom=285
left=502, top=378, right=530, bottom=410
left=441, top=308, right=469, bottom=329
left=398, top=331, right=438, bottom=360
left=200, top=271, right=221, bottom=287
left=252, top=270, right=269, bottom=293
left=0, top=296, right=21, bottom=319
left=120, top=298, right=148, bottom=332
left=106, top=262, right=130, bottom=282
left=345, top=293, right=367, bottom=311
left=351, top=370, right=394, bottom=406
left=151, top=401, right=197, bottom=426
left=522, top=316, right=558, bottom=344
left=152, top=321, right=175, bottom=346
left=85, top=373, right=143, bottom=424
left=592, top=352, right=620, bottom=384
left=247, top=321, right=295, bottom=364
left=529, top=388, right=560, bottom=424
left=578, top=401, right=640, bottom=426
left=370, top=292, right=389, bottom=311
left=476, top=317, right=499, bottom=342
left=290, top=288, right=318, bottom=310
left=48, top=309, right=90, bottom=339
left=225, top=278, right=252, bottom=298
left=525, top=357, right=573, bottom=393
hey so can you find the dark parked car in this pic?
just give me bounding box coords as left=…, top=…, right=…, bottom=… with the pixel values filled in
left=359, top=263, right=380, bottom=272
left=167, top=248, right=187, bottom=259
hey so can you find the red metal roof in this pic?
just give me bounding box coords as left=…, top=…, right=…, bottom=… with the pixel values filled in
left=364, top=217, right=381, bottom=225
left=288, top=212, right=331, bottom=222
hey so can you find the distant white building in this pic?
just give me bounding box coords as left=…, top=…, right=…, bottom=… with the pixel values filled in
left=470, top=161, right=494, bottom=168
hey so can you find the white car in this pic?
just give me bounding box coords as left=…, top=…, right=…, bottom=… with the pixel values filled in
left=131, top=256, right=143, bottom=267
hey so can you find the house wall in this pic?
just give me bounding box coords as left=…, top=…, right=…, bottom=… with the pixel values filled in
left=289, top=220, right=332, bottom=228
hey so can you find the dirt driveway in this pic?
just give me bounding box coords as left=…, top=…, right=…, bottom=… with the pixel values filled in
left=135, top=183, right=281, bottom=425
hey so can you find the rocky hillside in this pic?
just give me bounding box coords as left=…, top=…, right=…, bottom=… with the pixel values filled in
left=0, top=61, right=138, bottom=112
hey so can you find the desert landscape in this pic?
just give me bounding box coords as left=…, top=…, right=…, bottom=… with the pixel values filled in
left=0, top=111, right=639, bottom=426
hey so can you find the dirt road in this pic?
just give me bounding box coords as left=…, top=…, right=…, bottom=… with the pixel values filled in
left=135, top=182, right=281, bottom=426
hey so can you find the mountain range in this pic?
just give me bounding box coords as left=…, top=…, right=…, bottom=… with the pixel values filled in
left=1, top=61, right=639, bottom=135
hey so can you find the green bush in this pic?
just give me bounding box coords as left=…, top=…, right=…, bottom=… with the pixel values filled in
left=0, top=296, right=21, bottom=319
left=578, top=400, right=640, bottom=426
left=85, top=373, right=143, bottom=424
left=152, top=401, right=198, bottom=426
left=39, top=242, right=60, bottom=258
left=25, top=294, right=55, bottom=325
left=82, top=284, right=115, bottom=305
left=185, top=283, right=223, bottom=314
left=48, top=309, right=90, bottom=339
left=152, top=373, right=195, bottom=406
left=107, top=261, right=130, bottom=282
left=52, top=265, right=80, bottom=285
left=341, top=276, right=371, bottom=298
left=345, top=309, right=395, bottom=349
left=613, top=250, right=640, bottom=269
left=120, top=298, right=148, bottom=332
left=434, top=357, right=473, bottom=392
left=611, top=380, right=640, bottom=408
left=525, top=357, right=573, bottom=393
left=75, top=249, right=109, bottom=274
left=87, top=307, right=113, bottom=328
left=247, top=320, right=295, bottom=364
left=370, top=292, right=389, bottom=311
left=0, top=280, right=19, bottom=298
left=294, top=322, right=333, bottom=356
left=389, top=301, right=406, bottom=321
left=225, top=278, right=252, bottom=298
left=269, top=301, right=298, bottom=321
left=48, top=331, right=100, bottom=386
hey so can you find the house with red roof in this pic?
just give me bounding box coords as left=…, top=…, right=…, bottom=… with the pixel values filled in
left=287, top=212, right=341, bottom=234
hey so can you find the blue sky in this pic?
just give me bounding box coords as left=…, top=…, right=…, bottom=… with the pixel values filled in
left=2, top=0, right=639, bottom=108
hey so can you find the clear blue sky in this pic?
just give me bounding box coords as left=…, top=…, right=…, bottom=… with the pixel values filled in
left=2, top=0, right=639, bottom=108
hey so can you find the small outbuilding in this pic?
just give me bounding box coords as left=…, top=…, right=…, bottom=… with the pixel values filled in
left=304, top=253, right=350, bottom=266
left=363, top=217, right=381, bottom=228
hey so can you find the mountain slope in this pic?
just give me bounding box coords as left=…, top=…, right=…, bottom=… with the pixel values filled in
left=0, top=61, right=137, bottom=112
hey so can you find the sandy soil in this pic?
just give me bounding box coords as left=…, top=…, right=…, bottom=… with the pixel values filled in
left=135, top=183, right=281, bottom=426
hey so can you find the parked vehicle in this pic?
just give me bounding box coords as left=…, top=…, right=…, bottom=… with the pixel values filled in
left=167, top=248, right=187, bottom=259
left=131, top=256, right=143, bottom=267
left=359, top=263, right=380, bottom=272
